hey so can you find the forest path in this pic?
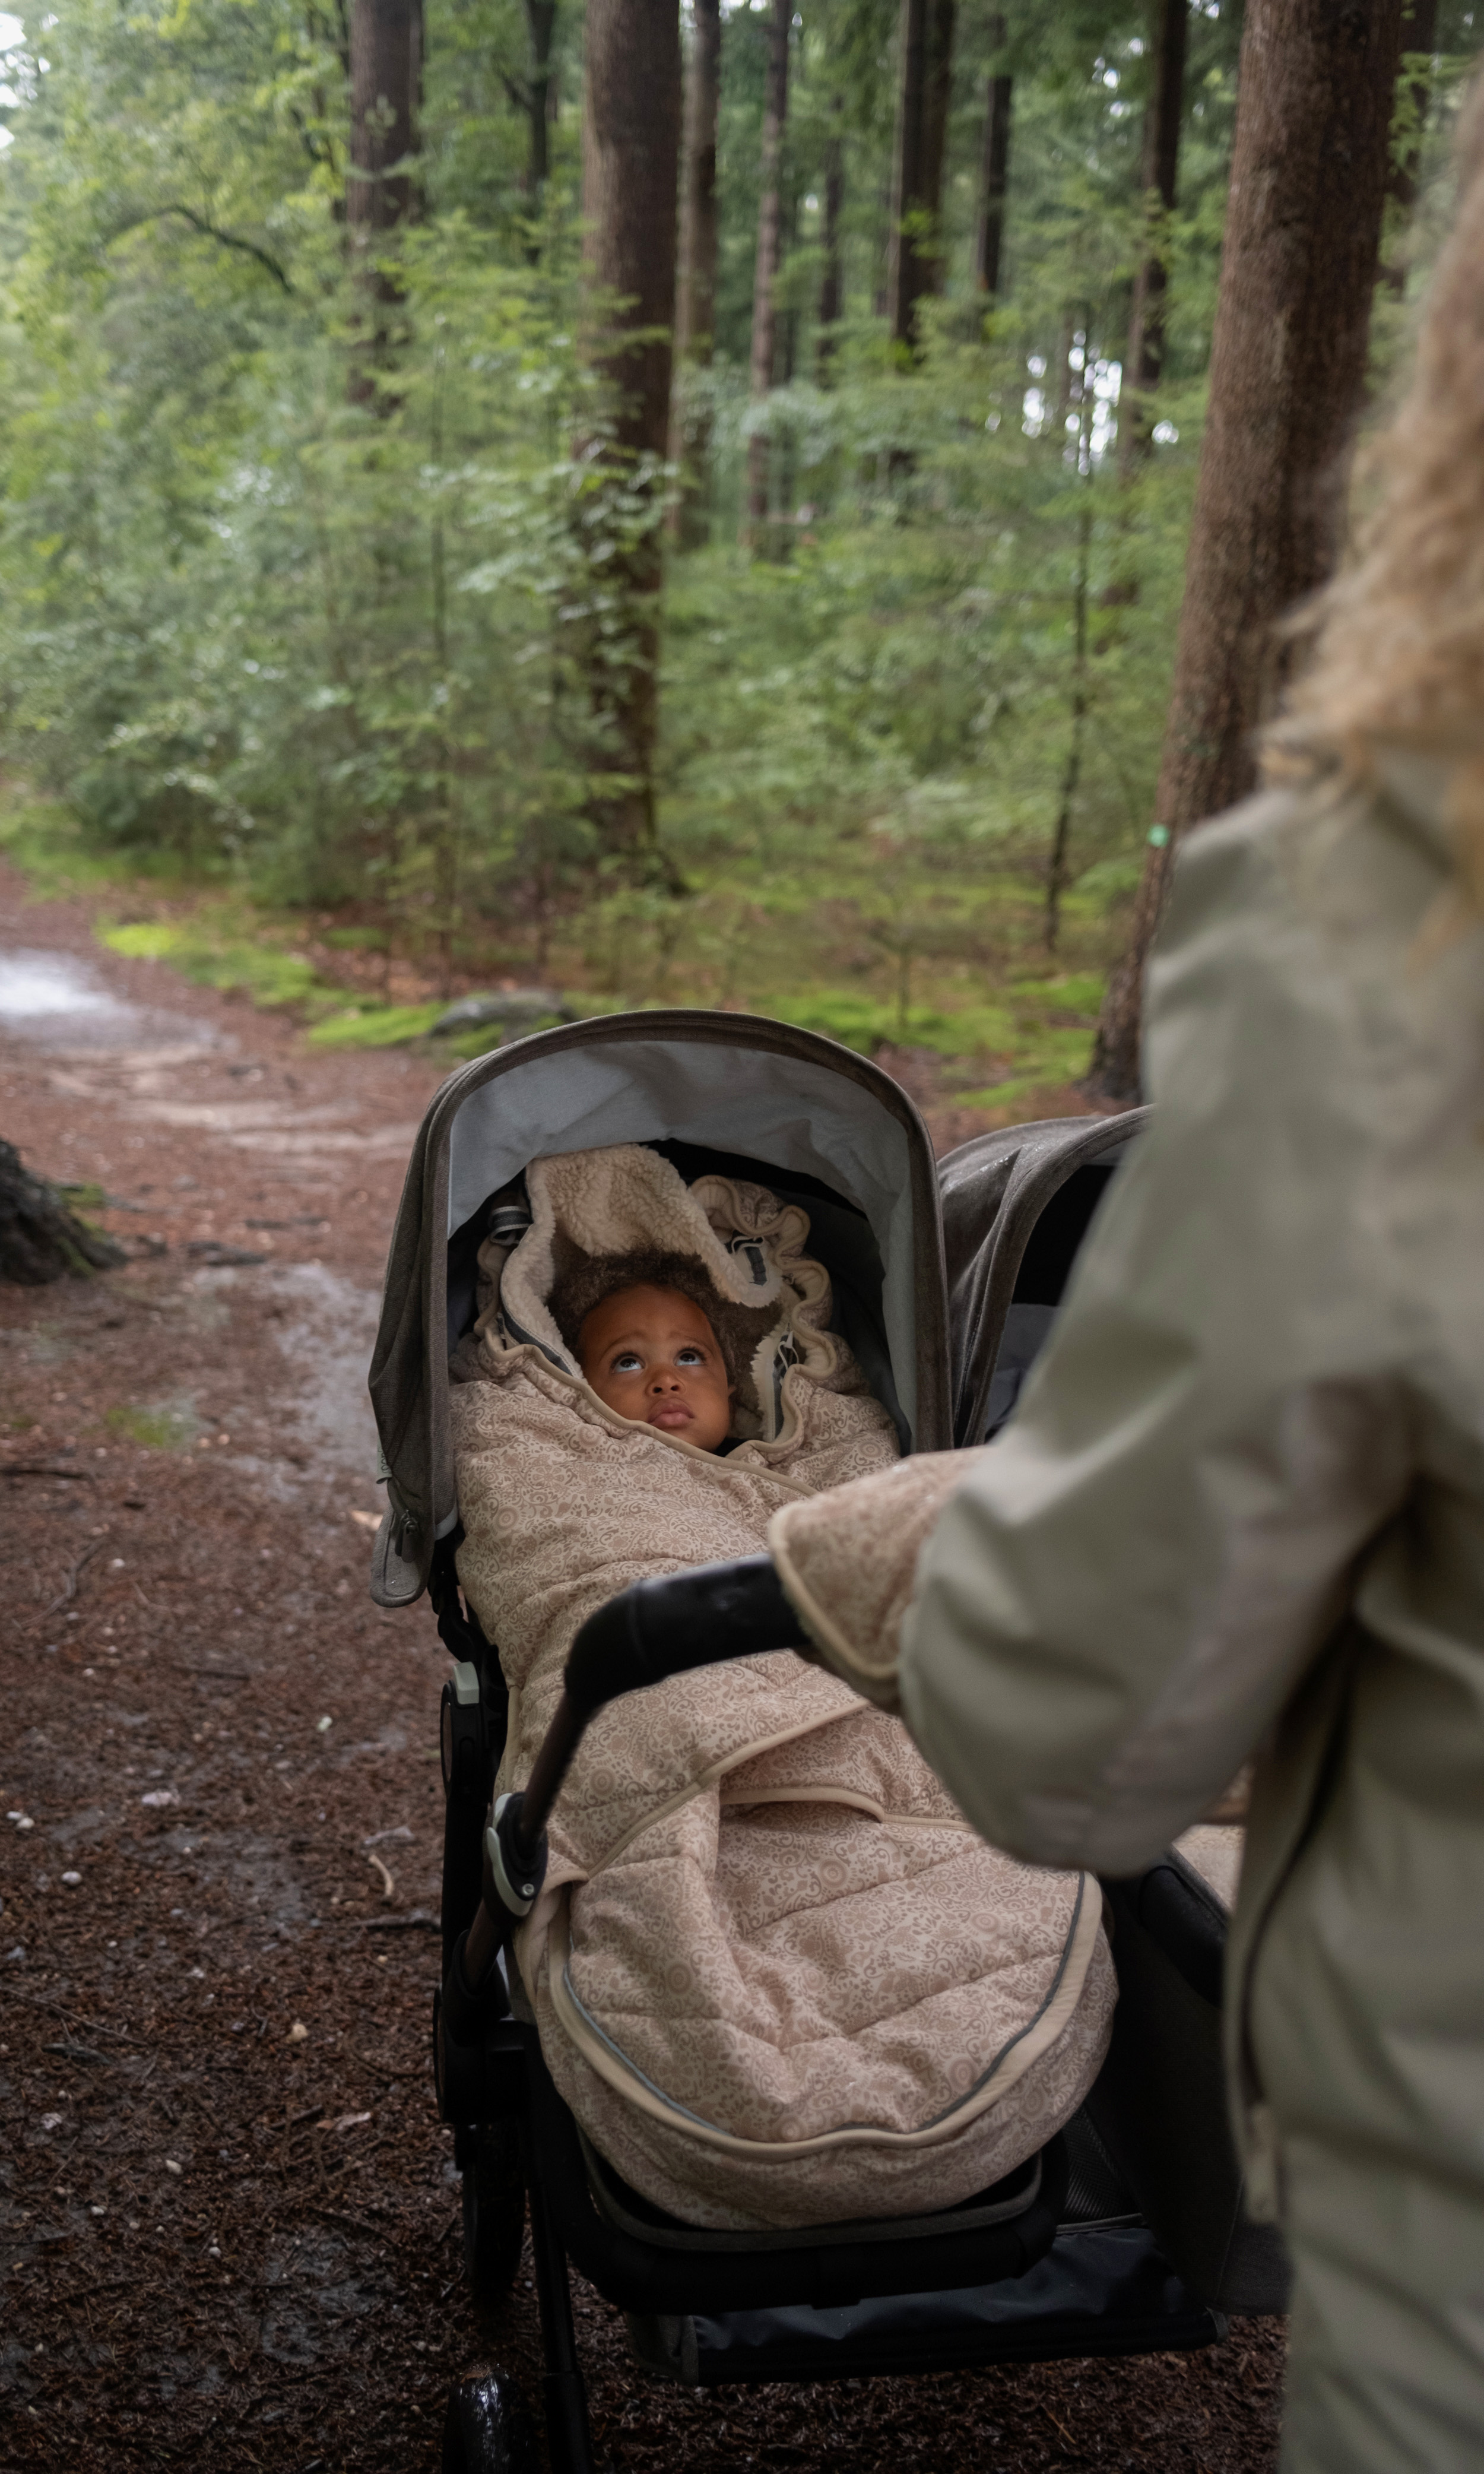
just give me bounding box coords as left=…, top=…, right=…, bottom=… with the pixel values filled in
left=0, top=864, right=1284, bottom=2471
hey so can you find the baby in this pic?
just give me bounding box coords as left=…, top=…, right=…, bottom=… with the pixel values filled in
left=550, top=1252, right=738, bottom=1454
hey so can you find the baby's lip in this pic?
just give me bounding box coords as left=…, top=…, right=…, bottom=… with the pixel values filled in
left=647, top=1402, right=694, bottom=1427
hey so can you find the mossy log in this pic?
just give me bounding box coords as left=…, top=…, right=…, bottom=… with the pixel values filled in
left=0, top=1139, right=126, bottom=1285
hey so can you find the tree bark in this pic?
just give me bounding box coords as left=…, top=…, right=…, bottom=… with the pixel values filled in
left=0, top=1142, right=124, bottom=1287
left=1084, top=0, right=1407, bottom=1107
left=887, top=0, right=956, bottom=350
left=347, top=0, right=421, bottom=400
left=972, top=14, right=1012, bottom=297
left=667, top=0, right=721, bottom=544
left=580, top=0, right=683, bottom=870
left=816, top=93, right=845, bottom=378
left=744, top=0, right=791, bottom=544
left=1118, top=0, right=1188, bottom=472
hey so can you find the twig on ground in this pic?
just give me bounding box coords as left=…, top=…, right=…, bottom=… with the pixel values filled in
left=2, top=1464, right=98, bottom=1481
left=365, top=1851, right=395, bottom=1902
left=45, top=1537, right=106, bottom=1615
left=352, top=1911, right=438, bottom=1934
left=350, top=2048, right=424, bottom=2080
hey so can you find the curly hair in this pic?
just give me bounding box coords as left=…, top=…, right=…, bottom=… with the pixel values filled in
left=1267, top=73, right=1484, bottom=913
left=548, top=1249, right=740, bottom=1382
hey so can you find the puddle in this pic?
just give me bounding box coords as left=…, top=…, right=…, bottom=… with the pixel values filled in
left=0, top=946, right=220, bottom=1052
left=269, top=1264, right=383, bottom=1490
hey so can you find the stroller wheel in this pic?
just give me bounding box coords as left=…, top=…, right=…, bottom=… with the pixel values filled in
left=462, top=2118, right=527, bottom=2298
left=442, top=2370, right=533, bottom=2474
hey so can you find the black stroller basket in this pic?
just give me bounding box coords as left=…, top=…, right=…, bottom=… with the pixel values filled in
left=366, top=1012, right=1287, bottom=2474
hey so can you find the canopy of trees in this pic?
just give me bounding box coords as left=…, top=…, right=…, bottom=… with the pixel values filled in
left=0, top=0, right=1476, bottom=1056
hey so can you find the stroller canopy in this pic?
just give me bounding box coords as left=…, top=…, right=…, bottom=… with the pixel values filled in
left=369, top=1010, right=950, bottom=1604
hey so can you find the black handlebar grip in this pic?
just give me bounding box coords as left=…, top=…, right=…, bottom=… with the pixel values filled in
left=563, top=1556, right=801, bottom=1720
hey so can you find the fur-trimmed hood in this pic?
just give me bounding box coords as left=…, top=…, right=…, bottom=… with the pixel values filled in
left=471, top=1143, right=848, bottom=1447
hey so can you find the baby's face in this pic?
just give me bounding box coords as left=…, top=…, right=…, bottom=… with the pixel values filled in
left=578, top=1284, right=734, bottom=1452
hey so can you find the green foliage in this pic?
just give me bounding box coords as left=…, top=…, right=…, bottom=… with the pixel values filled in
left=1, top=0, right=1476, bottom=1116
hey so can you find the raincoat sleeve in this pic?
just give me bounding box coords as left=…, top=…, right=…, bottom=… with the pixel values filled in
left=776, top=789, right=1418, bottom=1876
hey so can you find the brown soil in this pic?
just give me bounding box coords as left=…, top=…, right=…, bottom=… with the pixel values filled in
left=0, top=867, right=1282, bottom=2470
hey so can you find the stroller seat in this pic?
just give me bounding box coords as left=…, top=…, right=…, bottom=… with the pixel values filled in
left=366, top=1009, right=1286, bottom=2474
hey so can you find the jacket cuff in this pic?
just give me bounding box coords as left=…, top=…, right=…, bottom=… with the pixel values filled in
left=768, top=1449, right=992, bottom=1713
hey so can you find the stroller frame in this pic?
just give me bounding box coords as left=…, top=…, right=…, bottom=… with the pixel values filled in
left=367, top=1011, right=1287, bottom=2474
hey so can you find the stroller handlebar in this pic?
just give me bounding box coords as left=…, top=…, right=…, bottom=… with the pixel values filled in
left=478, top=1558, right=805, bottom=1943
left=566, top=1554, right=802, bottom=1718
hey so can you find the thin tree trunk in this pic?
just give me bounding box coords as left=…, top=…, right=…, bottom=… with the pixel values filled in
left=1047, top=484, right=1093, bottom=954
left=525, top=0, right=557, bottom=193
left=668, top=0, right=721, bottom=544
left=816, top=94, right=845, bottom=378
left=1118, top=0, right=1188, bottom=473
left=580, top=0, right=683, bottom=871
left=973, top=13, right=1012, bottom=296
left=744, top=0, right=791, bottom=545
left=1385, top=0, right=1438, bottom=289
left=1084, top=0, right=1407, bottom=1106
left=347, top=0, right=421, bottom=401
left=887, top=0, right=956, bottom=349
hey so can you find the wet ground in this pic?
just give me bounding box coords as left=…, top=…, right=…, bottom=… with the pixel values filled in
left=0, top=864, right=1285, bottom=2469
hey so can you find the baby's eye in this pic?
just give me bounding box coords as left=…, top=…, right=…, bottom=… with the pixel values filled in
left=611, top=1351, right=643, bottom=1372
left=676, top=1347, right=705, bottom=1366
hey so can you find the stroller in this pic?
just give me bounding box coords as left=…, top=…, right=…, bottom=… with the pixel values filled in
left=367, top=1008, right=1288, bottom=2474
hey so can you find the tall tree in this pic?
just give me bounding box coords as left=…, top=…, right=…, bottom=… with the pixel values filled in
left=1084, top=0, right=1407, bottom=1105
left=816, top=93, right=846, bottom=377
left=519, top=1, right=558, bottom=198
left=668, top=0, right=722, bottom=544
left=579, top=0, right=683, bottom=869
left=972, top=12, right=1013, bottom=297
left=1118, top=0, right=1188, bottom=471
left=347, top=0, right=422, bottom=398
left=744, top=0, right=792, bottom=544
left=887, top=0, right=956, bottom=349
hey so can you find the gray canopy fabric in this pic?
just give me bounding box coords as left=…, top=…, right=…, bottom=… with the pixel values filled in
left=367, top=1010, right=950, bottom=1607
left=938, top=1109, right=1152, bottom=1447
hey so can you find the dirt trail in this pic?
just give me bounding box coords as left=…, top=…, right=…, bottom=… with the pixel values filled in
left=0, top=867, right=1283, bottom=2471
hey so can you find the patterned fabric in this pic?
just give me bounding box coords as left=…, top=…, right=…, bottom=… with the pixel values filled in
left=450, top=1145, right=1114, bottom=2229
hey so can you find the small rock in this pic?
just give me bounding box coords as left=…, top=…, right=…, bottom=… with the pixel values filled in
left=316, top=1715, right=332, bottom=1733
left=8, top=1813, right=34, bottom=1833
left=61, top=1871, right=81, bottom=1887
left=164, top=2159, right=182, bottom=2176
left=140, top=1789, right=179, bottom=1809
left=40, top=2114, right=64, bottom=2131
left=429, top=989, right=575, bottom=1038
left=288, top=2020, right=309, bottom=2044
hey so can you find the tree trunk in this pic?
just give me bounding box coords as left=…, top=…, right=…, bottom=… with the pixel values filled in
left=0, top=1142, right=124, bottom=1287
left=816, top=94, right=845, bottom=378
left=347, top=0, right=421, bottom=403
left=1118, top=0, right=1188, bottom=472
left=1084, top=0, right=1407, bottom=1106
left=667, top=0, right=721, bottom=545
left=744, top=0, right=791, bottom=545
left=580, top=0, right=683, bottom=870
left=887, top=0, right=956, bottom=349
left=973, top=14, right=1012, bottom=297
left=525, top=0, right=557, bottom=194
left=1385, top=0, right=1438, bottom=288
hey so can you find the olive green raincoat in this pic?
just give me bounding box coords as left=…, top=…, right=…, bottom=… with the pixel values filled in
left=769, top=761, right=1484, bottom=2473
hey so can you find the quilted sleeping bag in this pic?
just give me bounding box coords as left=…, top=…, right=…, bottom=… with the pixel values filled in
left=449, top=1142, right=1115, bottom=2229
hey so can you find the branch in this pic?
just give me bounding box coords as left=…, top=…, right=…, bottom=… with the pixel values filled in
left=110, top=204, right=294, bottom=293
left=498, top=66, right=532, bottom=114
